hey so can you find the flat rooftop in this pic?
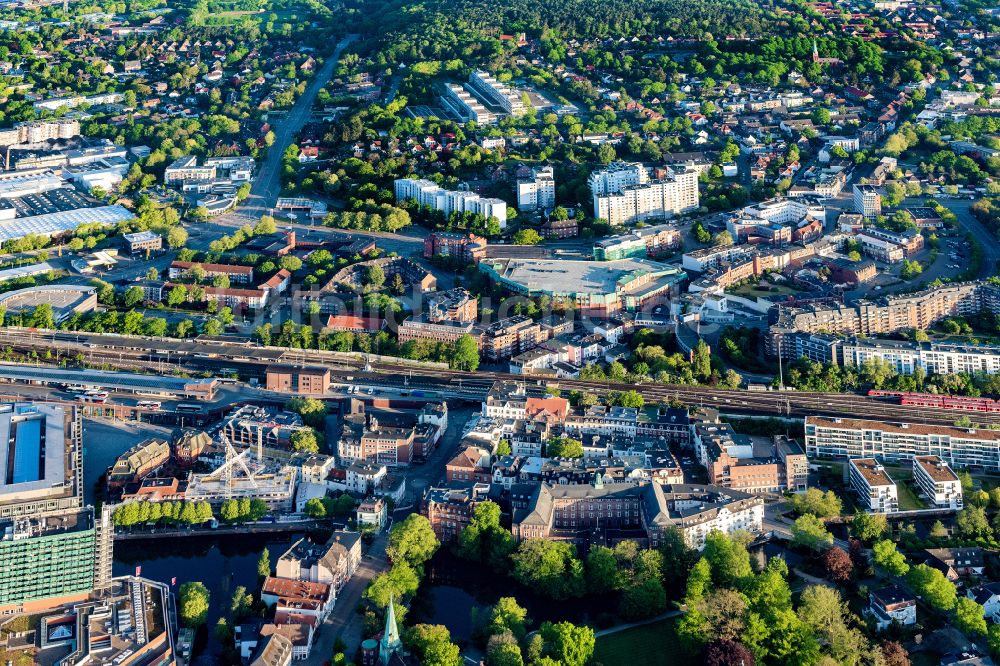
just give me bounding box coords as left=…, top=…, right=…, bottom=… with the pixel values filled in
left=914, top=455, right=959, bottom=483
left=851, top=458, right=895, bottom=487
left=0, top=403, right=70, bottom=504
left=0, top=363, right=217, bottom=397
left=807, top=415, right=1000, bottom=442
left=484, top=257, right=677, bottom=295
left=0, top=204, right=134, bottom=242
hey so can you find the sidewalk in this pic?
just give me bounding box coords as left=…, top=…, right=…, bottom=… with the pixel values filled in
left=593, top=610, right=683, bottom=638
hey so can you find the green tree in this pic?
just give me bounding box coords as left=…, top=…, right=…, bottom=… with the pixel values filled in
left=537, top=621, right=595, bottom=666
left=304, top=497, right=327, bottom=519
left=511, top=539, right=585, bottom=600
left=178, top=582, right=210, bottom=627
left=545, top=437, right=583, bottom=458
left=955, top=596, right=987, bottom=637
left=365, top=562, right=420, bottom=607
left=513, top=229, right=542, bottom=245
left=791, top=514, right=833, bottom=551
left=167, top=285, right=188, bottom=306
left=167, top=226, right=187, bottom=249
left=29, top=304, right=55, bottom=329
left=907, top=563, right=957, bottom=611
left=230, top=585, right=254, bottom=619
left=286, top=397, right=327, bottom=428
left=703, top=532, right=753, bottom=588
left=451, top=334, right=480, bottom=371
left=456, top=501, right=515, bottom=570
left=387, top=514, right=440, bottom=569
left=872, top=540, right=909, bottom=577
left=290, top=427, right=320, bottom=454
left=406, top=624, right=461, bottom=666
left=124, top=286, right=145, bottom=308
left=365, top=264, right=385, bottom=289
left=956, top=505, right=992, bottom=539
left=850, top=511, right=888, bottom=542
left=790, top=488, right=843, bottom=517
left=257, top=547, right=271, bottom=578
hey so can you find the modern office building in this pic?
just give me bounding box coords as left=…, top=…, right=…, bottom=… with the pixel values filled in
left=395, top=178, right=507, bottom=228
left=589, top=162, right=699, bottom=225
left=805, top=415, right=1000, bottom=472
left=853, top=184, right=882, bottom=219
left=849, top=458, right=899, bottom=513
left=0, top=403, right=112, bottom=612
left=516, top=165, right=556, bottom=212
left=912, top=455, right=963, bottom=509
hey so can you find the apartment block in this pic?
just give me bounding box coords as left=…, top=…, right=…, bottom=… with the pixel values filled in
left=425, top=288, right=477, bottom=323
left=0, top=119, right=80, bottom=146
left=769, top=282, right=1000, bottom=355
left=395, top=178, right=507, bottom=228
left=849, top=458, right=899, bottom=513
left=806, top=415, right=1000, bottom=472
left=467, top=70, right=526, bottom=116
left=482, top=315, right=545, bottom=360
left=589, top=162, right=699, bottom=225
left=441, top=83, right=494, bottom=125
left=169, top=261, right=254, bottom=284
left=516, top=165, right=556, bottom=212
left=912, top=455, right=963, bottom=509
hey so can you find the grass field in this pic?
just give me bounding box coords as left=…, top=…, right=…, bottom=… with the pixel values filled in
left=592, top=617, right=695, bottom=666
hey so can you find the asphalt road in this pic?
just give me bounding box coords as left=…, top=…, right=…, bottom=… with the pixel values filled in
left=216, top=34, right=357, bottom=228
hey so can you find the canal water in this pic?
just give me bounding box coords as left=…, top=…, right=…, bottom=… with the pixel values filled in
left=113, top=533, right=302, bottom=665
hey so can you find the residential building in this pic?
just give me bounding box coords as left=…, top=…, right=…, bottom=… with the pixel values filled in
left=482, top=315, right=545, bottom=360
left=260, top=577, right=334, bottom=622
left=421, top=483, right=491, bottom=542
left=468, top=70, right=526, bottom=116
left=356, top=497, right=387, bottom=532
left=395, top=178, right=507, bottom=228
left=445, top=446, right=492, bottom=483
left=769, top=282, right=1000, bottom=355
left=275, top=532, right=361, bottom=591
left=424, top=288, right=478, bottom=323
left=849, top=458, right=898, bottom=513
left=441, top=83, right=495, bottom=125
left=0, top=403, right=113, bottom=612
left=516, top=166, right=556, bottom=212
left=397, top=318, right=477, bottom=345
left=805, top=415, right=1000, bottom=472
left=912, top=455, right=963, bottom=509
left=925, top=547, right=985, bottom=580
left=173, top=429, right=211, bottom=467
left=869, top=586, right=916, bottom=630
left=967, top=582, right=1000, bottom=621
left=0, top=119, right=80, bottom=145
left=169, top=261, right=254, bottom=284
left=589, top=162, right=699, bottom=225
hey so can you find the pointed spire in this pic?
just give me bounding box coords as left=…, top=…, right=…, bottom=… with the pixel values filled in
left=380, top=598, right=401, bottom=665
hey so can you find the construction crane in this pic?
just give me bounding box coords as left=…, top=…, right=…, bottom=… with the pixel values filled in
left=207, top=435, right=260, bottom=496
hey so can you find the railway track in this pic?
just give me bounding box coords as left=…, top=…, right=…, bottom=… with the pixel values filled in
left=0, top=328, right=995, bottom=426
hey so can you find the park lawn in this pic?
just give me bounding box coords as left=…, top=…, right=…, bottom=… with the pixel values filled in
left=729, top=283, right=800, bottom=299
left=592, top=617, right=694, bottom=666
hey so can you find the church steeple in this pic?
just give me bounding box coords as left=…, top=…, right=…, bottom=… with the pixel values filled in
left=379, top=598, right=401, bottom=665
left=812, top=39, right=819, bottom=61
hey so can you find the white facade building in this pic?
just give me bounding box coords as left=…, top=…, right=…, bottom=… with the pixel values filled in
left=806, top=416, right=1000, bottom=472
left=589, top=162, right=699, bottom=225
left=912, top=455, right=963, bottom=509
left=394, top=178, right=507, bottom=228
left=849, top=457, right=899, bottom=513
left=441, top=83, right=495, bottom=125
left=516, top=166, right=556, bottom=212
left=468, top=70, right=526, bottom=116
left=839, top=339, right=1000, bottom=376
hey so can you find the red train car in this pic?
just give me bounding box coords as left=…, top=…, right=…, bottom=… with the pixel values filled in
left=868, top=390, right=1000, bottom=413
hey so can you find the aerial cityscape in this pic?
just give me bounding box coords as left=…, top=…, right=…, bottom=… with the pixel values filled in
left=0, top=0, right=997, bottom=664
